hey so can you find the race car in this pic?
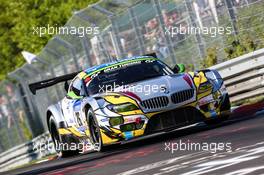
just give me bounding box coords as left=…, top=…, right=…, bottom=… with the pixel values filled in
left=29, top=53, right=230, bottom=156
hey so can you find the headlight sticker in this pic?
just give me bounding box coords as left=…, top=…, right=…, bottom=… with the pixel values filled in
left=107, top=103, right=139, bottom=113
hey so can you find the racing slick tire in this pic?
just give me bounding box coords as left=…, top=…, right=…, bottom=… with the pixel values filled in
left=219, top=93, right=231, bottom=121
left=205, top=94, right=231, bottom=125
left=49, top=116, right=79, bottom=157
left=87, top=108, right=104, bottom=152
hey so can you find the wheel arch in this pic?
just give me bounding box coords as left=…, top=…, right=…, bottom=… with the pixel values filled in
left=46, top=110, right=53, bottom=132
left=81, top=97, right=101, bottom=120
left=83, top=104, right=92, bottom=115
left=46, top=104, right=65, bottom=132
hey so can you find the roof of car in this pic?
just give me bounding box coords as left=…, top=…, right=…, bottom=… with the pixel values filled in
left=78, top=56, right=158, bottom=80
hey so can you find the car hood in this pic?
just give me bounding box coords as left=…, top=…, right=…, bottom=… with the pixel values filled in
left=113, top=73, right=194, bottom=101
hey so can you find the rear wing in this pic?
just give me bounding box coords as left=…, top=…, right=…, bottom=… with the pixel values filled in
left=29, top=71, right=80, bottom=95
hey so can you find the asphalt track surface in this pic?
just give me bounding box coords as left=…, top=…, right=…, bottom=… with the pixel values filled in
left=3, top=103, right=264, bottom=175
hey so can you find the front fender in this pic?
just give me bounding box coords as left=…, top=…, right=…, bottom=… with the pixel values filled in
left=189, top=69, right=224, bottom=90
left=80, top=96, right=101, bottom=119
left=202, top=69, right=225, bottom=92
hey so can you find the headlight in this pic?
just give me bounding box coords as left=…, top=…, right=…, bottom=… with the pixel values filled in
left=107, top=103, right=138, bottom=113
left=109, top=117, right=124, bottom=126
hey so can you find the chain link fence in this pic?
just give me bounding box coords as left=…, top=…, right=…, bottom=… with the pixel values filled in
left=0, top=0, right=263, bottom=153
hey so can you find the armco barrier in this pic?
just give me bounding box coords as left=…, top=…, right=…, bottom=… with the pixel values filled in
left=0, top=49, right=264, bottom=171
left=0, top=132, right=55, bottom=172
left=211, top=48, right=264, bottom=103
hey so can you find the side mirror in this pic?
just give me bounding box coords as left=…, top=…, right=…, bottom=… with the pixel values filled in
left=64, top=81, right=69, bottom=92
left=172, top=64, right=185, bottom=73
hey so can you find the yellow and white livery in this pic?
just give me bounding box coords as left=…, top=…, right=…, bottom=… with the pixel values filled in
left=29, top=54, right=230, bottom=156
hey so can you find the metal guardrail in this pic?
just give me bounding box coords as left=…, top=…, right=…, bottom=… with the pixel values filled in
left=0, top=132, right=54, bottom=172
left=211, top=48, right=264, bottom=103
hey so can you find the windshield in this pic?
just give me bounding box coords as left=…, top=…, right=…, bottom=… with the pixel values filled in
left=87, top=60, right=173, bottom=95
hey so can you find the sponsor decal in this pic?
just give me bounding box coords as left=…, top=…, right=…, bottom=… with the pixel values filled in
left=124, top=116, right=144, bottom=124
left=124, top=131, right=133, bottom=140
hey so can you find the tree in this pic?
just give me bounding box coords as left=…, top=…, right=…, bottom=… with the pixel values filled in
left=0, top=0, right=98, bottom=80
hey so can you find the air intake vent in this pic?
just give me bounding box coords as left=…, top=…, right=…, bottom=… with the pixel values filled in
left=141, top=96, right=169, bottom=109
left=171, top=89, right=194, bottom=104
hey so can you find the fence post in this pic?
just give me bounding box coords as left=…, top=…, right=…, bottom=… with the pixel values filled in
left=16, top=83, right=33, bottom=136
left=152, top=0, right=176, bottom=64
left=128, top=7, right=145, bottom=55
left=224, top=0, right=238, bottom=36
left=109, top=16, right=125, bottom=59
left=81, top=35, right=93, bottom=67
left=19, top=69, right=45, bottom=133
left=9, top=72, right=44, bottom=137
left=184, top=0, right=205, bottom=60
left=98, top=33, right=113, bottom=62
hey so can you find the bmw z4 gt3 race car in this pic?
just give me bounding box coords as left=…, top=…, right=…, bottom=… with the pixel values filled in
left=29, top=54, right=230, bottom=156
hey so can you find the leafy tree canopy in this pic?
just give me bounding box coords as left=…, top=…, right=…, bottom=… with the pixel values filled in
left=0, top=0, right=98, bottom=80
